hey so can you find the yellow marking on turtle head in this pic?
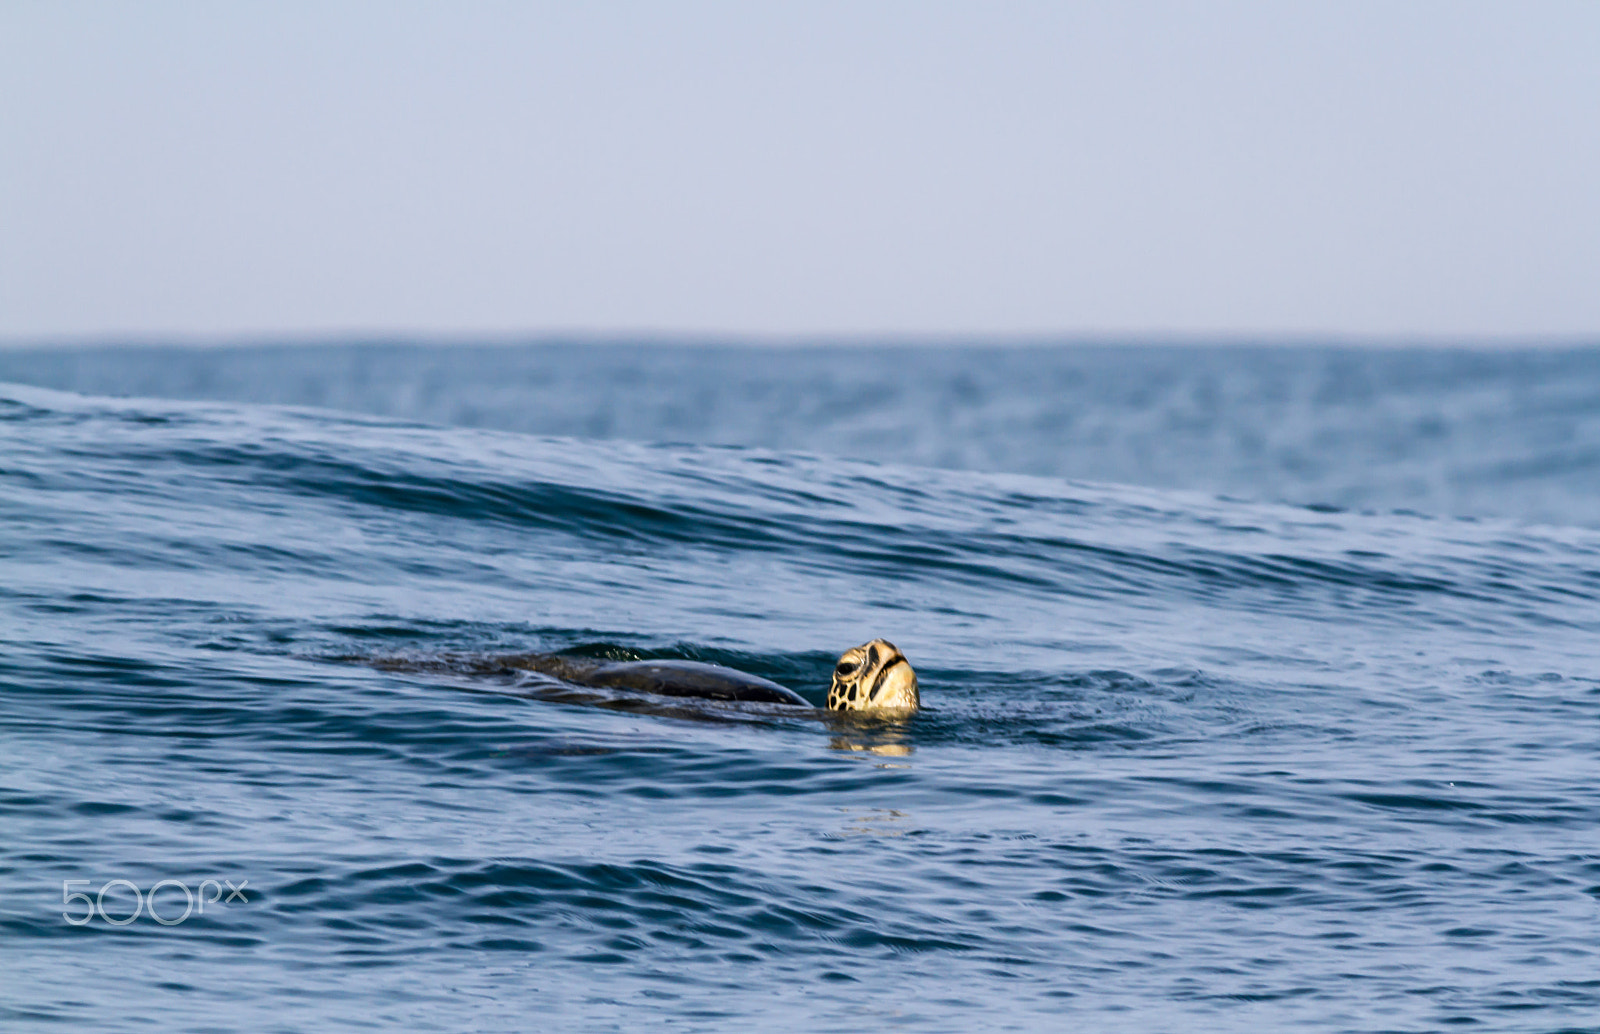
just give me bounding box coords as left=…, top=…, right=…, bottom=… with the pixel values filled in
left=826, top=639, right=918, bottom=711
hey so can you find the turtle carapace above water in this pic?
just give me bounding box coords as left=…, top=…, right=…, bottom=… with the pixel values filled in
left=497, top=639, right=919, bottom=712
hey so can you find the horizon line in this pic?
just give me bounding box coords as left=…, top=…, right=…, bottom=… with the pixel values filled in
left=4, top=328, right=1598, bottom=352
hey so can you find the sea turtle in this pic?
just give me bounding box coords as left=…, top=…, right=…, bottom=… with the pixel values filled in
left=484, top=638, right=919, bottom=712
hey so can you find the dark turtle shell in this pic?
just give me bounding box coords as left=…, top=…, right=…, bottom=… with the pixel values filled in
left=572, top=659, right=810, bottom=706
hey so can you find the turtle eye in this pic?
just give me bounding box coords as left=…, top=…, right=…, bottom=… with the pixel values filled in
left=834, top=661, right=858, bottom=677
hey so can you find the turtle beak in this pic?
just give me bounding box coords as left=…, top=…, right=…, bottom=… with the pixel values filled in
left=865, top=644, right=917, bottom=709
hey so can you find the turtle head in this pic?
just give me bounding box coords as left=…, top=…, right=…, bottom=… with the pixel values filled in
left=827, top=639, right=918, bottom=711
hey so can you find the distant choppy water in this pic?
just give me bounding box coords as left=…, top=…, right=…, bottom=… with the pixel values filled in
left=3, top=343, right=1600, bottom=1033
left=7, top=340, right=1600, bottom=527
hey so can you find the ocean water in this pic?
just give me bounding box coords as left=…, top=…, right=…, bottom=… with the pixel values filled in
left=2, top=342, right=1599, bottom=1032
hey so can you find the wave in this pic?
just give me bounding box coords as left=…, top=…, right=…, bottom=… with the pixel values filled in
left=8, top=379, right=1600, bottom=1030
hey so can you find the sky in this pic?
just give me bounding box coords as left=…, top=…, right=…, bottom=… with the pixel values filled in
left=2, top=1, right=1597, bottom=342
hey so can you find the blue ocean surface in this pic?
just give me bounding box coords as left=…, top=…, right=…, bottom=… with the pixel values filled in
left=2, top=341, right=1599, bottom=1032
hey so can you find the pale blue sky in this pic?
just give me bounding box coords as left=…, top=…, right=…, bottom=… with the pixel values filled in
left=3, top=1, right=1597, bottom=341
